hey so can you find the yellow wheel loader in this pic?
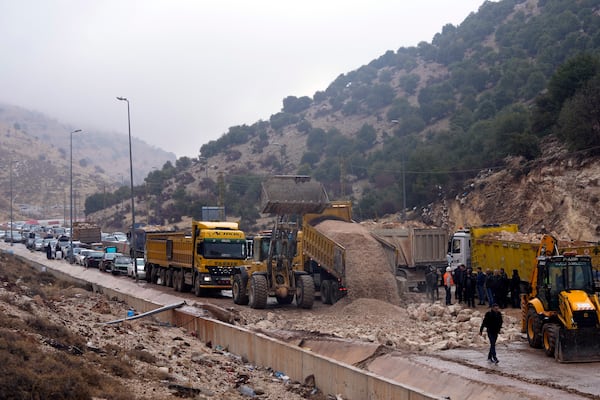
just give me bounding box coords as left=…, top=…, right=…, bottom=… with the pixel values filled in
left=232, top=176, right=327, bottom=309
left=522, top=235, right=600, bottom=362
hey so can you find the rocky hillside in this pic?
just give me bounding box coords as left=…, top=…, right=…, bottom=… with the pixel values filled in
left=428, top=137, right=600, bottom=241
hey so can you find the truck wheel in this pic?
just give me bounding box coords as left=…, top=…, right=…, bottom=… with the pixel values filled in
left=330, top=280, right=340, bottom=304
left=321, top=280, right=332, bottom=305
left=296, top=274, right=315, bottom=309
left=526, top=307, right=543, bottom=348
left=232, top=274, right=249, bottom=305
left=166, top=269, right=174, bottom=287
left=248, top=275, right=268, bottom=309
left=145, top=265, right=153, bottom=282
left=150, top=267, right=159, bottom=284
left=543, top=323, right=559, bottom=357
left=173, top=270, right=182, bottom=292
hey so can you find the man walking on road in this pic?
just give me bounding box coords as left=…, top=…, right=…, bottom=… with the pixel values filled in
left=480, top=303, right=503, bottom=363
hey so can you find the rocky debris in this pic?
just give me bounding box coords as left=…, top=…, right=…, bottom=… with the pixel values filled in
left=240, top=296, right=522, bottom=356
left=315, top=220, right=401, bottom=304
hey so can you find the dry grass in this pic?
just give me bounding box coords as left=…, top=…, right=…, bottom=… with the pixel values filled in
left=0, top=253, right=144, bottom=399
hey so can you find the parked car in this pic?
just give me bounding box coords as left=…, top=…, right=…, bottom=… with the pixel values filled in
left=99, top=252, right=122, bottom=272
left=127, top=258, right=146, bottom=280
left=4, top=231, right=23, bottom=243
left=75, top=249, right=94, bottom=265
left=84, top=251, right=104, bottom=268
left=112, top=256, right=132, bottom=275
left=34, top=238, right=45, bottom=251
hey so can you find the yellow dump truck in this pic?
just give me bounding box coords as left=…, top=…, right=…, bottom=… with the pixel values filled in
left=145, top=220, right=247, bottom=296
left=449, top=224, right=600, bottom=282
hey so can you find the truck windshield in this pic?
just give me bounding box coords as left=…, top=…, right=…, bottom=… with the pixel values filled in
left=548, top=259, right=594, bottom=292
left=201, top=241, right=246, bottom=259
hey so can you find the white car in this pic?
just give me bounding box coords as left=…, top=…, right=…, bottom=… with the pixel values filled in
left=75, top=249, right=94, bottom=265
left=127, top=258, right=145, bottom=280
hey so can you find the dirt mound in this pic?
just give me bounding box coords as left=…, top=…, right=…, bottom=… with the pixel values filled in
left=315, top=220, right=401, bottom=305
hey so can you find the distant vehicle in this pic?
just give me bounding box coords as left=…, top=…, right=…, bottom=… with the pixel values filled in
left=75, top=249, right=94, bottom=265
left=34, top=238, right=44, bottom=251
left=99, top=252, right=123, bottom=272
left=104, top=232, right=128, bottom=242
left=5, top=231, right=23, bottom=243
left=84, top=251, right=104, bottom=268
left=113, top=256, right=132, bottom=275
left=127, top=258, right=146, bottom=280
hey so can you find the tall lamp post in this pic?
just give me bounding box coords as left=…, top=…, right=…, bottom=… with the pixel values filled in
left=69, top=129, right=82, bottom=263
left=9, top=155, right=14, bottom=246
left=116, top=96, right=137, bottom=281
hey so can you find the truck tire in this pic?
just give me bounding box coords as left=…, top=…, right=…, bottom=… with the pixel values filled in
left=145, top=265, right=153, bottom=282
left=232, top=274, right=249, bottom=305
left=150, top=267, right=159, bottom=284
left=526, top=307, right=543, bottom=348
left=166, top=269, right=174, bottom=287
left=248, top=275, right=268, bottom=309
left=321, top=280, right=332, bottom=305
left=543, top=323, right=559, bottom=357
left=193, top=272, right=203, bottom=297
left=160, top=268, right=167, bottom=286
left=173, top=270, right=182, bottom=292
left=296, top=274, right=315, bottom=309
left=330, top=280, right=340, bottom=304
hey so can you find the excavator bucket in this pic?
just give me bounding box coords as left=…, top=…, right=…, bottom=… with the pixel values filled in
left=556, top=327, right=600, bottom=363
left=261, top=175, right=329, bottom=215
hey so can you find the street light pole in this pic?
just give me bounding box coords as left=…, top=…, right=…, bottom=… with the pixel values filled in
left=70, top=129, right=82, bottom=263
left=116, top=96, right=137, bottom=282
left=9, top=155, right=14, bottom=246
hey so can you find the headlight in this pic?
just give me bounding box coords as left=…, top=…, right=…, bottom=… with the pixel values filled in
left=203, top=276, right=212, bottom=282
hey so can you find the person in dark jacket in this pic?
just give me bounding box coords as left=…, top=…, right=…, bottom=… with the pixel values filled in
left=454, top=264, right=466, bottom=303
left=476, top=267, right=487, bottom=305
left=510, top=269, right=521, bottom=308
left=425, top=266, right=439, bottom=303
left=464, top=268, right=476, bottom=307
left=480, top=303, right=503, bottom=363
left=46, top=242, right=53, bottom=259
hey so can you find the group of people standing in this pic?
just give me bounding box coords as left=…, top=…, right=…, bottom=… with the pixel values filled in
left=426, top=263, right=522, bottom=308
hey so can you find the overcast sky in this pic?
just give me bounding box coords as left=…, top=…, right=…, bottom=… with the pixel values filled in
left=0, top=0, right=483, bottom=158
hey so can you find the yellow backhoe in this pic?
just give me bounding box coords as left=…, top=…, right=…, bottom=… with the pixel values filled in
left=522, top=234, right=600, bottom=362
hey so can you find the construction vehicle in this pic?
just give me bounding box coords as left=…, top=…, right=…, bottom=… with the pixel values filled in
left=371, top=226, right=448, bottom=291
left=522, top=234, right=600, bottom=362
left=232, top=175, right=339, bottom=309
left=144, top=220, right=247, bottom=296
left=301, top=201, right=350, bottom=304
left=449, top=224, right=600, bottom=283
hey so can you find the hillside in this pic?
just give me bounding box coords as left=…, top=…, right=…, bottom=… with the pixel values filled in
left=106, top=0, right=599, bottom=240
left=0, top=104, right=176, bottom=222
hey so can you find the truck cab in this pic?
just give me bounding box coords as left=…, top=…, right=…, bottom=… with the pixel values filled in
left=448, top=228, right=471, bottom=270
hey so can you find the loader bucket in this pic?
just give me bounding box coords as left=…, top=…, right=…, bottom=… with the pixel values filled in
left=261, top=175, right=329, bottom=215
left=556, top=327, right=600, bottom=363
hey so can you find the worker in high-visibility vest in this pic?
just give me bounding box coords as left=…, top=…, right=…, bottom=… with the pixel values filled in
left=443, top=267, right=455, bottom=305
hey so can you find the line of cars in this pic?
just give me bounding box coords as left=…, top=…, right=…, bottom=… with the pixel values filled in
left=72, top=248, right=145, bottom=279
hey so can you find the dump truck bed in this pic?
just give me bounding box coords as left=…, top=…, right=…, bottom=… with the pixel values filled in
left=302, top=223, right=345, bottom=282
